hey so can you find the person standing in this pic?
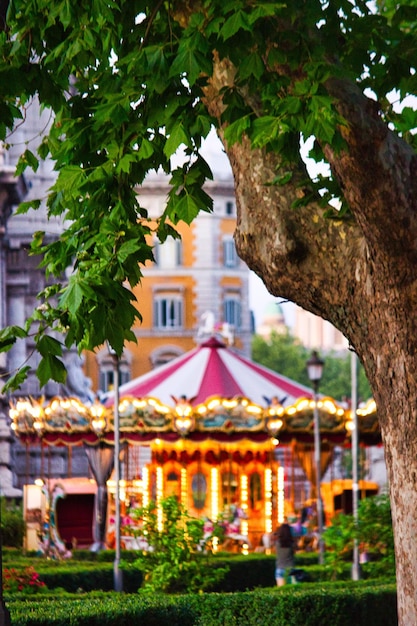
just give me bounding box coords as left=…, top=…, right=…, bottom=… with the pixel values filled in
left=274, top=520, right=295, bottom=586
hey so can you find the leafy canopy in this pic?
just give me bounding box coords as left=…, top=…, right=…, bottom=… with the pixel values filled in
left=0, top=0, right=416, bottom=388
left=252, top=331, right=372, bottom=401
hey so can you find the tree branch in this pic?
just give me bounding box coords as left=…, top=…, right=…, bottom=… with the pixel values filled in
left=203, top=54, right=366, bottom=333
left=324, top=77, right=417, bottom=264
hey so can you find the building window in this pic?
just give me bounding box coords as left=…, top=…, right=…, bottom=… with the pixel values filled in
left=224, top=296, right=242, bottom=329
left=154, top=294, right=183, bottom=329
left=153, top=237, right=182, bottom=268
left=150, top=345, right=184, bottom=368
left=225, top=201, right=234, bottom=215
left=99, top=362, right=130, bottom=394
left=223, top=239, right=238, bottom=268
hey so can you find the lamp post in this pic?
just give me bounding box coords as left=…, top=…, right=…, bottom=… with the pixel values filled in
left=351, top=351, right=361, bottom=580
left=110, top=350, right=123, bottom=592
left=306, top=350, right=325, bottom=565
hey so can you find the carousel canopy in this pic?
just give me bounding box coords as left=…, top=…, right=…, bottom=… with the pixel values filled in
left=107, top=336, right=313, bottom=408
left=9, top=339, right=381, bottom=446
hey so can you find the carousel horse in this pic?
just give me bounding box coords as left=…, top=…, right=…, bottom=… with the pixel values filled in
left=38, top=483, right=72, bottom=559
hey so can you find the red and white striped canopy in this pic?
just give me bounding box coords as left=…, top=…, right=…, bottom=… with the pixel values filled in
left=113, top=337, right=312, bottom=407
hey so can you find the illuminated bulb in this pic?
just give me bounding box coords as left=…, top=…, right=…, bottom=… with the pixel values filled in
left=181, top=468, right=187, bottom=506
left=277, top=466, right=285, bottom=525
left=156, top=466, right=163, bottom=531
left=142, top=467, right=149, bottom=509
left=265, top=468, right=272, bottom=534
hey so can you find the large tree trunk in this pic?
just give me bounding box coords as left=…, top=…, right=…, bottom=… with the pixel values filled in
left=204, top=57, right=417, bottom=624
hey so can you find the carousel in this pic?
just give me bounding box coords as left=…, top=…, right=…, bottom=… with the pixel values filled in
left=10, top=338, right=381, bottom=553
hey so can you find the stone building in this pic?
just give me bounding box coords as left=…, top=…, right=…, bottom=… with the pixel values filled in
left=0, top=100, right=92, bottom=495
left=0, top=107, right=253, bottom=497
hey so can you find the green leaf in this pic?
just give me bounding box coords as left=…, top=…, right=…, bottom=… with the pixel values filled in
left=265, top=172, right=293, bottom=186
left=223, top=115, right=252, bottom=146
left=251, top=116, right=287, bottom=148
left=391, top=5, right=417, bottom=27
left=249, top=3, right=287, bottom=24
left=394, top=107, right=417, bottom=134
left=2, top=366, right=31, bottom=393
left=238, top=53, right=265, bottom=81
left=15, top=199, right=41, bottom=215
left=15, top=149, right=39, bottom=175
left=116, top=153, right=136, bottom=174
left=37, top=354, right=67, bottom=387
left=59, top=279, right=96, bottom=315
left=59, top=0, right=73, bottom=29
left=138, top=139, right=154, bottom=160
left=37, top=139, right=49, bottom=159
left=117, top=239, right=142, bottom=264
left=280, top=96, right=303, bottom=115
left=37, top=335, right=63, bottom=358
left=0, top=325, right=27, bottom=351
left=170, top=47, right=201, bottom=85
left=292, top=79, right=314, bottom=97
left=219, top=11, right=251, bottom=40
left=175, top=193, right=201, bottom=223
left=57, top=166, right=87, bottom=192
left=169, top=32, right=211, bottom=85
left=144, top=45, right=168, bottom=75
left=163, top=124, right=190, bottom=159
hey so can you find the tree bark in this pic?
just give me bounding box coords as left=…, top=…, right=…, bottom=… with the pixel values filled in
left=0, top=0, right=9, bottom=32
left=204, top=56, right=417, bottom=624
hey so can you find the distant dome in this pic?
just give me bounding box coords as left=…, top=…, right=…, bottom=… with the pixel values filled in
left=256, top=301, right=287, bottom=339
left=263, top=301, right=285, bottom=321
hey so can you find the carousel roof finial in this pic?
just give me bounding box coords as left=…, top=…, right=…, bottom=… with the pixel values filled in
left=196, top=311, right=234, bottom=346
left=196, top=310, right=216, bottom=342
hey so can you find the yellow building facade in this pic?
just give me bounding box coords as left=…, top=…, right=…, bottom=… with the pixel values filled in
left=84, top=173, right=252, bottom=396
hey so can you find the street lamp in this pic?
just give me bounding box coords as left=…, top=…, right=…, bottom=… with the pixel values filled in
left=108, top=348, right=123, bottom=592
left=350, top=351, right=360, bottom=580
left=306, top=350, right=325, bottom=565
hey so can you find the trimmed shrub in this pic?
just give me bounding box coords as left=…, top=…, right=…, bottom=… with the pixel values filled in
left=5, top=583, right=397, bottom=626
left=10, top=553, right=392, bottom=595
left=1, top=499, right=25, bottom=548
left=37, top=563, right=144, bottom=593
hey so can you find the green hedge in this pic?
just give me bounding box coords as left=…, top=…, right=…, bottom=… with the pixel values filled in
left=37, top=563, right=144, bottom=593
left=6, top=583, right=397, bottom=626
left=33, top=555, right=296, bottom=593
left=18, top=554, right=393, bottom=594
